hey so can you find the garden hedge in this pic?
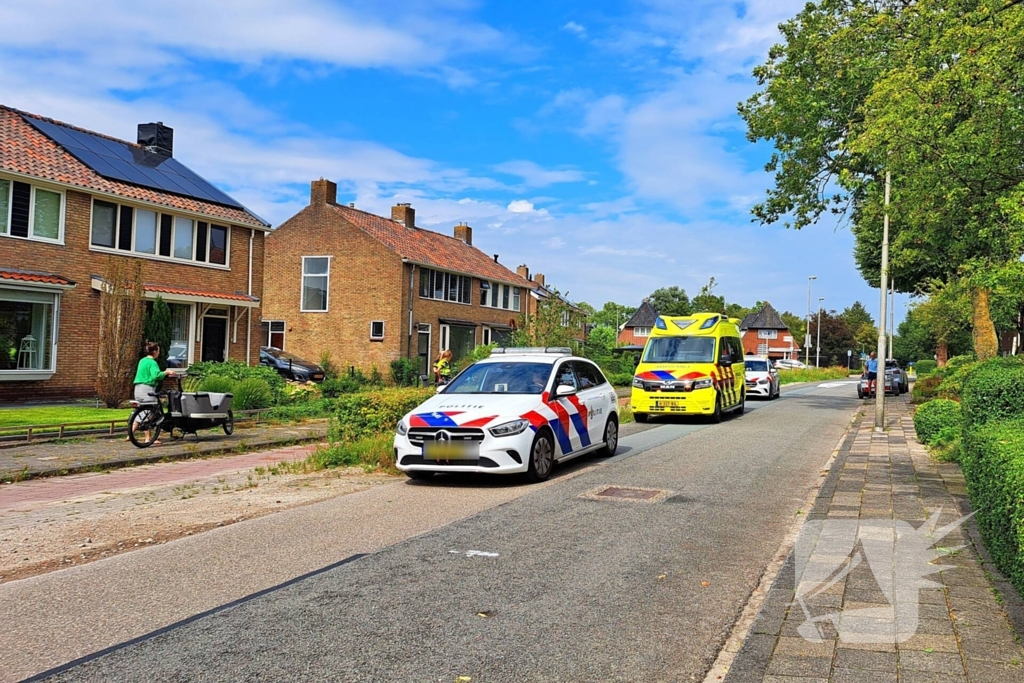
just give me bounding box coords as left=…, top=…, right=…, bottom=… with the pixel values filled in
left=333, top=387, right=434, bottom=441
left=959, top=417, right=1024, bottom=593
left=914, top=359, right=937, bottom=376
left=960, top=357, right=1024, bottom=430
left=913, top=399, right=960, bottom=445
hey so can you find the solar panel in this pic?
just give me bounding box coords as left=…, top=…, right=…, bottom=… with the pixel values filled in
left=23, top=116, right=244, bottom=209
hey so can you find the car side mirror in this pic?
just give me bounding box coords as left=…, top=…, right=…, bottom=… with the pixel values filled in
left=555, top=384, right=577, bottom=397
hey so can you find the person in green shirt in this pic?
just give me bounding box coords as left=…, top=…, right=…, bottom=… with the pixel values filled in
left=130, top=341, right=176, bottom=444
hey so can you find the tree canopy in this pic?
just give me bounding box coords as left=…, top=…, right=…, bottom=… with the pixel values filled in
left=649, top=286, right=692, bottom=316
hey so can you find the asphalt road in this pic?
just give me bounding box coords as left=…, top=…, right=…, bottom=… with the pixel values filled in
left=15, top=381, right=860, bottom=683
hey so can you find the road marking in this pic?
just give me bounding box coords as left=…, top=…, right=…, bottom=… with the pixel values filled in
left=817, top=381, right=860, bottom=388
left=449, top=550, right=499, bottom=558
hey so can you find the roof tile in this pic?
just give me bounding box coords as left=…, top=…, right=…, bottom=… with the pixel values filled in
left=0, top=268, right=75, bottom=287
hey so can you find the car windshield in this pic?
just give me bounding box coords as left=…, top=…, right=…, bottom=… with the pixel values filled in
left=444, top=362, right=553, bottom=394
left=168, top=344, right=186, bottom=358
left=263, top=348, right=304, bottom=362
left=643, top=336, right=716, bottom=363
left=745, top=360, right=768, bottom=372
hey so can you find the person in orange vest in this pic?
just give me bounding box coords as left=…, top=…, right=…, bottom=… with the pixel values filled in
left=433, top=349, right=453, bottom=385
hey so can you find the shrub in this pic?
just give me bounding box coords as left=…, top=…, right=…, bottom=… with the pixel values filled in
left=319, top=350, right=339, bottom=380
left=187, top=360, right=287, bottom=404
left=320, top=376, right=361, bottom=397
left=389, top=358, right=419, bottom=387
left=263, top=398, right=334, bottom=422
left=959, top=417, right=1024, bottom=593
left=913, top=399, right=960, bottom=445
left=232, top=378, right=273, bottom=410
left=911, top=375, right=942, bottom=403
left=607, top=372, right=634, bottom=387
left=310, top=433, right=395, bottom=471
left=198, top=375, right=236, bottom=394
left=334, top=387, right=434, bottom=441
left=914, top=360, right=936, bottom=376
left=935, top=361, right=978, bottom=401
left=960, top=357, right=1024, bottom=430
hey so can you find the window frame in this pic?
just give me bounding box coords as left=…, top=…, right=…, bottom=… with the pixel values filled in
left=0, top=175, right=65, bottom=245
left=757, top=329, right=779, bottom=340
left=370, top=320, right=385, bottom=341
left=633, top=327, right=651, bottom=337
left=480, top=280, right=522, bottom=311
left=0, top=287, right=60, bottom=381
left=261, top=320, right=286, bottom=350
left=300, top=255, right=331, bottom=313
left=419, top=268, right=471, bottom=305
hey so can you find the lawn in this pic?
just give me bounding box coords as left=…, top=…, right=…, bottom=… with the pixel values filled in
left=0, top=406, right=133, bottom=430
left=777, top=366, right=853, bottom=385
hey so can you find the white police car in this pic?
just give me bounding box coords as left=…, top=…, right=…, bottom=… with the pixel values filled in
left=394, top=348, right=620, bottom=482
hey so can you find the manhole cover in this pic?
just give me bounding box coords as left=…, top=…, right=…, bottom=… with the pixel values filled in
left=580, top=485, right=673, bottom=503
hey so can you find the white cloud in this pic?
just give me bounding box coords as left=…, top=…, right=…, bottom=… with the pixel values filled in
left=561, top=21, right=587, bottom=36
left=493, top=160, right=586, bottom=187
left=507, top=199, right=537, bottom=213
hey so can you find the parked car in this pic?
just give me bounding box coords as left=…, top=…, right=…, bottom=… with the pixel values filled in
left=259, top=347, right=325, bottom=382
left=774, top=359, right=806, bottom=370
left=166, top=343, right=188, bottom=369
left=886, top=359, right=908, bottom=394
left=857, top=368, right=901, bottom=398
left=744, top=356, right=780, bottom=399
left=394, top=348, right=619, bottom=482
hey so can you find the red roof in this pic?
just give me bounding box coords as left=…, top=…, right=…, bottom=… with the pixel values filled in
left=0, top=268, right=75, bottom=287
left=144, top=284, right=258, bottom=303
left=328, top=204, right=533, bottom=286
left=0, top=106, right=268, bottom=229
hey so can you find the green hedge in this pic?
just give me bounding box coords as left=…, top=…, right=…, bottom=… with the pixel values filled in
left=187, top=360, right=287, bottom=404
left=960, top=357, right=1024, bottom=430
left=913, top=399, right=960, bottom=445
left=960, top=417, right=1024, bottom=592
left=333, top=387, right=434, bottom=441
left=914, top=359, right=937, bottom=376
left=233, top=378, right=273, bottom=410
left=936, top=361, right=979, bottom=401
left=911, top=375, right=942, bottom=403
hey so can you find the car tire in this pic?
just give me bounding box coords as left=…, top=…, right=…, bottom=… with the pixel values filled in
left=633, top=412, right=649, bottom=423
left=526, top=430, right=555, bottom=482
left=733, top=390, right=745, bottom=416
left=596, top=416, right=619, bottom=457
left=709, top=394, right=723, bottom=424
left=772, top=384, right=780, bottom=400
left=858, top=389, right=865, bottom=399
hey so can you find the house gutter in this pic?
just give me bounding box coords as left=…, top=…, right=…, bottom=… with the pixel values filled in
left=247, top=228, right=254, bottom=365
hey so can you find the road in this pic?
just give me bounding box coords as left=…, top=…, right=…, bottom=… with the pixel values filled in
left=3, top=381, right=860, bottom=683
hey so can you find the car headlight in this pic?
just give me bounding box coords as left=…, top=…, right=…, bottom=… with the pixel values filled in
left=758, top=378, right=769, bottom=384
left=693, top=378, right=714, bottom=390
left=397, top=420, right=408, bottom=436
left=632, top=376, right=644, bottom=388
left=488, top=418, right=530, bottom=437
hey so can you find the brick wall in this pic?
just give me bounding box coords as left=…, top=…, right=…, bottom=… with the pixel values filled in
left=0, top=188, right=263, bottom=402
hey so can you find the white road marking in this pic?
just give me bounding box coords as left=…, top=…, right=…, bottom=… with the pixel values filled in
left=449, top=550, right=499, bottom=557
left=817, top=381, right=860, bottom=388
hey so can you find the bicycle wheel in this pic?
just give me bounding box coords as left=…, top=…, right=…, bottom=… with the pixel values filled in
left=128, top=406, right=162, bottom=448
left=223, top=410, right=234, bottom=436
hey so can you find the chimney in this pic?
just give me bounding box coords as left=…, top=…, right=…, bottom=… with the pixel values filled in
left=392, top=203, right=415, bottom=228
left=533, top=273, right=546, bottom=287
left=137, top=122, right=173, bottom=156
left=310, top=178, right=337, bottom=206
left=516, top=264, right=530, bottom=280
left=454, top=222, right=473, bottom=245
left=493, top=254, right=499, bottom=263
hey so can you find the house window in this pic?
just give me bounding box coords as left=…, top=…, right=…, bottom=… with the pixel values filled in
left=633, top=327, right=651, bottom=337
left=261, top=320, right=285, bottom=349
left=482, top=327, right=492, bottom=346
left=480, top=281, right=522, bottom=311
left=302, top=256, right=330, bottom=312
left=479, top=281, right=490, bottom=306
left=89, top=198, right=230, bottom=266
left=757, top=329, right=779, bottom=340
left=370, top=320, right=385, bottom=341
left=0, top=178, right=64, bottom=243
left=135, top=209, right=158, bottom=254
left=419, top=268, right=471, bottom=304
left=208, top=225, right=228, bottom=265
left=91, top=200, right=118, bottom=248
left=512, top=287, right=521, bottom=312
left=0, top=288, right=57, bottom=375
left=442, top=324, right=475, bottom=361
left=168, top=303, right=192, bottom=369
left=173, top=217, right=194, bottom=259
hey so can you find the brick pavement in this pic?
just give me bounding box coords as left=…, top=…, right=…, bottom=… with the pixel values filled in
left=0, top=421, right=327, bottom=482
left=722, top=394, right=1024, bottom=683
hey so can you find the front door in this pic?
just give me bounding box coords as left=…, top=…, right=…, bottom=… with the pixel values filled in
left=201, top=317, right=227, bottom=363
left=417, top=328, right=431, bottom=379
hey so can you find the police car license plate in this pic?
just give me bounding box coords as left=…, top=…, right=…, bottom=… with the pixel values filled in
left=424, top=442, right=478, bottom=460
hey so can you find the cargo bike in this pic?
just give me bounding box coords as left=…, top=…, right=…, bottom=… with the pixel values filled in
left=127, top=376, right=234, bottom=448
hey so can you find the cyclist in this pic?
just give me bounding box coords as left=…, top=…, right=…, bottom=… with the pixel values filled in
left=131, top=341, right=175, bottom=444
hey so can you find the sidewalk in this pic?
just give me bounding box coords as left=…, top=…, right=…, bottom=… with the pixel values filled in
left=0, top=421, right=328, bottom=482
left=722, top=394, right=1024, bottom=683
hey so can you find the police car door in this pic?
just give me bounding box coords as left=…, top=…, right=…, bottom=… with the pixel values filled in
left=551, top=361, right=584, bottom=455
left=571, top=360, right=613, bottom=449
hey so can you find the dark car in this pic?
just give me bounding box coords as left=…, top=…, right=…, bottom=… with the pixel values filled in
left=166, top=343, right=188, bottom=369
left=259, top=347, right=325, bottom=382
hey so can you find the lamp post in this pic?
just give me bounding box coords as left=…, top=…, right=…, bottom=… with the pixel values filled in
left=806, top=276, right=817, bottom=363
left=888, top=284, right=896, bottom=359
left=875, top=171, right=892, bottom=431
left=816, top=296, right=825, bottom=368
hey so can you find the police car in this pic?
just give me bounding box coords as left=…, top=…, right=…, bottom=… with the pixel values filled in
left=394, top=348, right=620, bottom=482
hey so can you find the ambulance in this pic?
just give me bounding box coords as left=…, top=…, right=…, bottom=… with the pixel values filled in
left=630, top=312, right=746, bottom=423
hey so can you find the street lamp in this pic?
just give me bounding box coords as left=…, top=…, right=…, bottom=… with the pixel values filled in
left=875, top=171, right=892, bottom=431
left=806, top=276, right=817, bottom=363
left=816, top=296, right=825, bottom=368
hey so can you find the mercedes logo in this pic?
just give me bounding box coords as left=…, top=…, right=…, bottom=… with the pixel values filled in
left=435, top=430, right=451, bottom=442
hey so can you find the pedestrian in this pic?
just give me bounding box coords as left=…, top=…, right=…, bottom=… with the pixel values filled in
left=131, top=341, right=175, bottom=444
left=433, top=349, right=453, bottom=385
left=865, top=351, right=878, bottom=398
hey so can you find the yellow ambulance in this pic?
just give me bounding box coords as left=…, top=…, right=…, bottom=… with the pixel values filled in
left=630, top=312, right=746, bottom=423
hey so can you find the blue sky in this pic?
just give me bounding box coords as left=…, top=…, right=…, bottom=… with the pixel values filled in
left=0, top=0, right=908, bottom=324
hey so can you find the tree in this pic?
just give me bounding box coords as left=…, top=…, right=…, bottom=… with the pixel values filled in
left=855, top=323, right=878, bottom=356
left=96, top=258, right=146, bottom=407
left=780, top=311, right=807, bottom=349
left=649, top=287, right=691, bottom=316
left=510, top=288, right=582, bottom=349
left=585, top=326, right=617, bottom=356
left=840, top=302, right=874, bottom=335
left=691, top=277, right=726, bottom=313
left=587, top=301, right=637, bottom=329
left=914, top=279, right=974, bottom=365
left=810, top=309, right=855, bottom=367
left=143, top=295, right=173, bottom=371
left=741, top=0, right=1024, bottom=360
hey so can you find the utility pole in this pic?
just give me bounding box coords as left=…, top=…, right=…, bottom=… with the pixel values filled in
left=888, top=284, right=895, bottom=359
left=806, top=276, right=817, bottom=363
left=816, top=297, right=824, bottom=368
left=875, top=171, right=891, bottom=432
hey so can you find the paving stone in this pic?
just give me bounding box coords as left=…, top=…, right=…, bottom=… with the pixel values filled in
left=834, top=648, right=898, bottom=671
left=773, top=636, right=836, bottom=659
left=837, top=639, right=897, bottom=653
left=762, top=677, right=827, bottom=683
left=897, top=669, right=966, bottom=682
left=964, top=658, right=1024, bottom=683
left=914, top=619, right=955, bottom=635
left=899, top=650, right=966, bottom=675
left=896, top=634, right=959, bottom=653
left=831, top=669, right=897, bottom=683
left=765, top=655, right=832, bottom=678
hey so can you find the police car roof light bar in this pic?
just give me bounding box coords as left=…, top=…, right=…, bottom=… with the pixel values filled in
left=491, top=347, right=573, bottom=356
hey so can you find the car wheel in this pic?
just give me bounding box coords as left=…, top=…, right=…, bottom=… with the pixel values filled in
left=223, top=410, right=234, bottom=436
left=526, top=430, right=555, bottom=482
left=733, top=390, right=745, bottom=416
left=858, top=389, right=864, bottom=399
left=596, top=416, right=619, bottom=457
left=709, top=394, right=723, bottom=424
left=772, top=383, right=780, bottom=399
left=406, top=470, right=434, bottom=481
left=633, top=412, right=649, bottom=423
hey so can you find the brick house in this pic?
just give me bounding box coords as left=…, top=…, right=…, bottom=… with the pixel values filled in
left=617, top=299, right=659, bottom=346
left=514, top=266, right=588, bottom=345
left=262, top=179, right=534, bottom=379
left=738, top=302, right=800, bottom=360
left=0, top=105, right=270, bottom=401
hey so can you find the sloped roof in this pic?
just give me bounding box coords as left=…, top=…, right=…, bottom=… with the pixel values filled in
left=0, top=268, right=75, bottom=287
left=739, top=302, right=789, bottom=330
left=0, top=106, right=269, bottom=229
left=326, top=203, right=533, bottom=286
left=623, top=299, right=659, bottom=328
left=144, top=284, right=259, bottom=303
